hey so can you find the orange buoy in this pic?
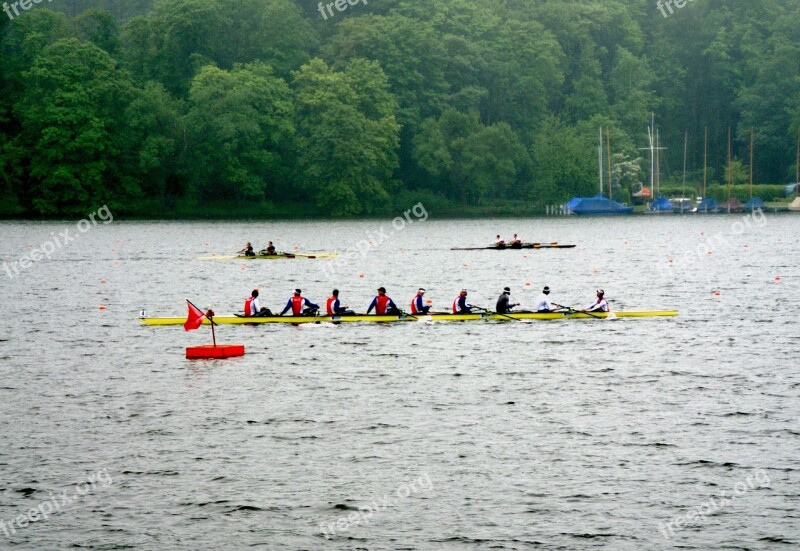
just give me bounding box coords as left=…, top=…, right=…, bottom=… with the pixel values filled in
left=186, top=344, right=245, bottom=359
left=524, top=281, right=531, bottom=287
left=100, top=278, right=107, bottom=284
left=775, top=276, right=781, bottom=281
left=98, top=305, right=106, bottom=310
left=714, top=292, right=721, bottom=296
left=668, top=259, right=673, bottom=263
left=358, top=273, right=365, bottom=278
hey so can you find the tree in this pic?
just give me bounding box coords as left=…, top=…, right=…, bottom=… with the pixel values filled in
left=293, top=58, right=400, bottom=215
left=184, top=62, right=295, bottom=202
left=13, top=38, right=137, bottom=214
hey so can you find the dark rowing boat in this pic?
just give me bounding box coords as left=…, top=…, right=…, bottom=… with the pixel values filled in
left=451, top=242, right=576, bottom=250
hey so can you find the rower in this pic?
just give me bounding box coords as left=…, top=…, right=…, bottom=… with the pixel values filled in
left=510, top=233, right=522, bottom=247
left=496, top=287, right=519, bottom=314
left=534, top=286, right=557, bottom=313
left=582, top=289, right=609, bottom=313
left=279, top=289, right=319, bottom=316
left=410, top=288, right=431, bottom=315
left=244, top=289, right=272, bottom=317
left=258, top=241, right=277, bottom=255
left=326, top=289, right=354, bottom=316
left=238, top=242, right=255, bottom=257
left=494, top=235, right=505, bottom=248
left=367, top=287, right=400, bottom=315
left=452, top=289, right=475, bottom=313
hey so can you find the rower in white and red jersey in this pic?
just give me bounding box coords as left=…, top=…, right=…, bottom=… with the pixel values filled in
left=367, top=287, right=401, bottom=315
left=452, top=289, right=475, bottom=313
left=410, top=288, right=431, bottom=314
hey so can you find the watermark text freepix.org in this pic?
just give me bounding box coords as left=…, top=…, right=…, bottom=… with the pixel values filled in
left=659, top=468, right=770, bottom=539
left=318, top=0, right=368, bottom=20
left=320, top=202, right=427, bottom=279
left=3, top=204, right=113, bottom=280
left=3, top=0, right=56, bottom=21
left=656, top=0, right=696, bottom=18
left=320, top=472, right=432, bottom=539
left=1, top=468, right=113, bottom=538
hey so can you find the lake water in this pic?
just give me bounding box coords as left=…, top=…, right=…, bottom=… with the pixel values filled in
left=0, top=212, right=798, bottom=550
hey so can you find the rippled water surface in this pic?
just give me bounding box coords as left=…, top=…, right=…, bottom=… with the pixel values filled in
left=1, top=214, right=798, bottom=550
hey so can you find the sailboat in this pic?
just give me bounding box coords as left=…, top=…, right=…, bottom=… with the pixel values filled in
left=564, top=128, right=633, bottom=215
left=789, top=130, right=800, bottom=212
left=695, top=127, right=719, bottom=213
left=647, top=120, right=673, bottom=213
left=720, top=127, right=743, bottom=212
left=743, top=128, right=765, bottom=212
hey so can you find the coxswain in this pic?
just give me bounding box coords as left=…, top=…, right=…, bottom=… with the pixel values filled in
left=244, top=289, right=272, bottom=317
left=496, top=287, right=519, bottom=314
left=494, top=235, right=505, bottom=248
left=410, top=288, right=431, bottom=314
left=238, top=242, right=255, bottom=256
left=533, top=286, right=557, bottom=313
left=258, top=241, right=277, bottom=255
left=582, top=289, right=609, bottom=313
left=452, top=289, right=475, bottom=313
left=326, top=289, right=354, bottom=316
left=367, top=287, right=400, bottom=315
left=279, top=289, right=319, bottom=316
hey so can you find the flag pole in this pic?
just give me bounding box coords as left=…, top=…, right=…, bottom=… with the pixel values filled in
left=210, top=312, right=217, bottom=347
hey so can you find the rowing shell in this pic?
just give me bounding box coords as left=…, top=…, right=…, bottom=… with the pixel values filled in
left=451, top=243, right=576, bottom=250
left=140, top=310, right=677, bottom=326
left=197, top=252, right=339, bottom=260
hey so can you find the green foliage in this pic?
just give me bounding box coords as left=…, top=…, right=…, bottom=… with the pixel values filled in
left=293, top=58, right=400, bottom=215
left=184, top=62, right=295, bottom=202
left=12, top=38, right=136, bottom=214
left=2, top=0, right=800, bottom=217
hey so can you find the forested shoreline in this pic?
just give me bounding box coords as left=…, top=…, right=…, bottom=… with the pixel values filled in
left=1, top=0, right=799, bottom=217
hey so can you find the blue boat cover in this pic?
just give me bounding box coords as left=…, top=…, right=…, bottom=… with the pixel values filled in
left=650, top=197, right=674, bottom=211
left=743, top=197, right=765, bottom=211
left=564, top=195, right=633, bottom=215
left=696, top=198, right=719, bottom=212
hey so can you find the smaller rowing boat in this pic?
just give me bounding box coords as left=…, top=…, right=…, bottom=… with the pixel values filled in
left=140, top=310, right=677, bottom=326
left=198, top=252, right=339, bottom=260
left=451, top=242, right=576, bottom=250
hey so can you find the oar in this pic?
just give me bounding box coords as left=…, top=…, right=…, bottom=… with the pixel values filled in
left=472, top=305, right=519, bottom=321
left=400, top=310, right=419, bottom=321
left=552, top=303, right=603, bottom=319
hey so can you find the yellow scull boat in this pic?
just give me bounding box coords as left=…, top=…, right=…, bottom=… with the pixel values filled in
left=139, top=311, right=678, bottom=326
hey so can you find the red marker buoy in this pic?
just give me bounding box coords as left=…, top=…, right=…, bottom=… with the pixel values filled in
left=186, top=344, right=245, bottom=359
left=184, top=304, right=245, bottom=360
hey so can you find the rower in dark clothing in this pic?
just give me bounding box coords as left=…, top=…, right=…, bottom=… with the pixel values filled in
left=496, top=287, right=520, bottom=314
left=258, top=241, right=277, bottom=255
left=238, top=242, right=255, bottom=256
left=279, top=289, right=319, bottom=316
left=326, top=289, right=354, bottom=316
left=367, top=287, right=401, bottom=315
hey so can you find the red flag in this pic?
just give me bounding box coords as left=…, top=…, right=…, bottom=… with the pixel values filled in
left=184, top=300, right=206, bottom=331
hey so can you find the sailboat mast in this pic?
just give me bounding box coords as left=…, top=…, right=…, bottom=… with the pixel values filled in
left=796, top=129, right=799, bottom=199
left=727, top=126, right=732, bottom=200
left=749, top=128, right=754, bottom=199
left=650, top=113, right=655, bottom=197
left=656, top=128, right=660, bottom=197
left=598, top=127, right=603, bottom=196
left=703, top=127, right=708, bottom=198
left=682, top=131, right=688, bottom=210
left=606, top=127, right=612, bottom=200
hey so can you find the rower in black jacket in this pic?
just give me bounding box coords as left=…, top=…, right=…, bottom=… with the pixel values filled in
left=496, top=287, right=519, bottom=314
